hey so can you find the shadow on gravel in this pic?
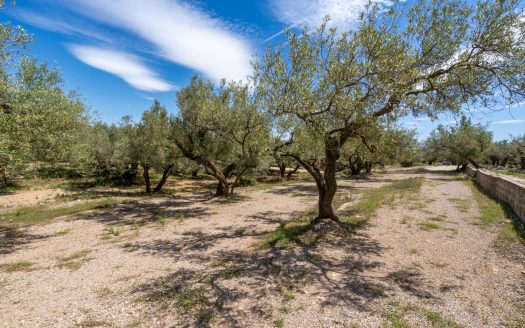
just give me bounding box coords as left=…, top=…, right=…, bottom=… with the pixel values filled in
left=76, top=192, right=216, bottom=227
left=124, top=215, right=388, bottom=326
left=0, top=227, right=49, bottom=255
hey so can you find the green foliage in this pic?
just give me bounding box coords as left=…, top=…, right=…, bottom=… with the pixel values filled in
left=254, top=0, right=525, bottom=218
left=0, top=54, right=88, bottom=185
left=425, top=116, right=492, bottom=167
left=174, top=76, right=270, bottom=194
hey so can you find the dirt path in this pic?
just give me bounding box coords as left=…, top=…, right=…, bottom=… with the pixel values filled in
left=0, top=168, right=524, bottom=327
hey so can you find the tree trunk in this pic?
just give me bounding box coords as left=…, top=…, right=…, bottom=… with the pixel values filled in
left=316, top=137, right=340, bottom=223
left=215, top=178, right=229, bottom=196
left=286, top=165, right=300, bottom=180
left=153, top=164, right=173, bottom=193
left=456, top=163, right=461, bottom=172
left=468, top=158, right=480, bottom=169
left=521, top=157, right=525, bottom=170
left=365, top=161, right=372, bottom=173
left=279, top=163, right=287, bottom=178
left=203, top=162, right=230, bottom=197
left=143, top=165, right=151, bottom=193
left=191, top=168, right=199, bottom=178
left=349, top=155, right=364, bottom=175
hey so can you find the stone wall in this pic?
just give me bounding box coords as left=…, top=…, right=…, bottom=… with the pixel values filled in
left=466, top=166, right=525, bottom=224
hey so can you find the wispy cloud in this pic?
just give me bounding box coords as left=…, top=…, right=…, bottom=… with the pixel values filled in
left=65, top=0, right=253, bottom=82
left=69, top=45, right=174, bottom=92
left=491, top=119, right=525, bottom=125
left=269, top=0, right=392, bottom=32
left=12, top=9, right=113, bottom=44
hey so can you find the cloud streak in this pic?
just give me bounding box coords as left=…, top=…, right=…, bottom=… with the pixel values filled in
left=69, top=45, right=174, bottom=92
left=66, top=0, right=254, bottom=82
left=491, top=119, right=525, bottom=125
left=269, top=0, right=392, bottom=32
left=12, top=9, right=113, bottom=44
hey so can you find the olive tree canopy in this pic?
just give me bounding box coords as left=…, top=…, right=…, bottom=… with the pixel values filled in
left=254, top=0, right=525, bottom=223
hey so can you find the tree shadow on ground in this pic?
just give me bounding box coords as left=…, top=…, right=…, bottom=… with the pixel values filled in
left=76, top=194, right=213, bottom=227
left=0, top=227, right=50, bottom=255
left=124, top=216, right=392, bottom=326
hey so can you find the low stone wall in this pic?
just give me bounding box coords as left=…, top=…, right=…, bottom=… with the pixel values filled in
left=466, top=166, right=525, bottom=224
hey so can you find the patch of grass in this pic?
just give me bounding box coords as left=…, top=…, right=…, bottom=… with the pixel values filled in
left=465, top=180, right=525, bottom=246
left=418, top=222, right=441, bottom=231
left=282, top=291, right=295, bottom=302
left=55, top=228, right=72, bottom=236
left=107, top=226, right=122, bottom=237
left=424, top=310, right=463, bottom=328
left=0, top=198, right=122, bottom=226
left=408, top=248, right=420, bottom=255
left=499, top=170, right=525, bottom=180
left=400, top=216, right=412, bottom=225
left=429, top=261, right=448, bottom=268
left=57, top=249, right=92, bottom=270
left=233, top=227, right=245, bottom=236
left=274, top=319, right=285, bottom=328
left=136, top=271, right=214, bottom=325
left=447, top=198, right=470, bottom=213
left=96, top=287, right=113, bottom=298
left=1, top=260, right=34, bottom=272
left=428, top=215, right=446, bottom=222
left=152, top=211, right=168, bottom=226
left=383, top=302, right=413, bottom=328
left=508, top=316, right=525, bottom=328
left=339, top=178, right=424, bottom=227
left=263, top=221, right=317, bottom=248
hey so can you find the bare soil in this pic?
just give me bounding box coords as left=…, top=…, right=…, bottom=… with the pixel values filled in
left=0, top=167, right=524, bottom=327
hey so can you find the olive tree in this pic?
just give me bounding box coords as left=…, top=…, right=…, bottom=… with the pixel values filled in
left=426, top=116, right=493, bottom=171
left=254, top=0, right=525, bottom=223
left=134, top=100, right=178, bottom=193
left=1, top=58, right=88, bottom=185
left=173, top=76, right=269, bottom=196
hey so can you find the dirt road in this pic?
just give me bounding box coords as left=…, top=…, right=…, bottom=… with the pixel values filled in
left=0, top=168, right=524, bottom=327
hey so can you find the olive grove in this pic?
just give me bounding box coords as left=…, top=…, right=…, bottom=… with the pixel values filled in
left=254, top=0, right=525, bottom=223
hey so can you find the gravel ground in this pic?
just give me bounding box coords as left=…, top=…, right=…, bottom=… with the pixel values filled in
left=0, top=167, right=524, bottom=327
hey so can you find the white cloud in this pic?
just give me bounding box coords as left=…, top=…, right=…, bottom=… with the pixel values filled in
left=65, top=0, right=253, bottom=82
left=269, top=0, right=392, bottom=32
left=69, top=45, right=173, bottom=92
left=12, top=9, right=113, bottom=44
left=491, top=120, right=525, bottom=125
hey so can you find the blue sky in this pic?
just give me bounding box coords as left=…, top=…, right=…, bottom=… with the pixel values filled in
left=1, top=0, right=524, bottom=141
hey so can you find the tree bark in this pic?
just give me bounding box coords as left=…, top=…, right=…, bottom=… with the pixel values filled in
left=365, top=161, right=372, bottom=173
left=316, top=137, right=340, bottom=222
left=215, top=178, right=229, bottom=196
left=521, top=157, right=525, bottom=170
left=191, top=168, right=199, bottom=178
left=153, top=164, right=173, bottom=193
left=143, top=164, right=151, bottom=193
left=286, top=165, right=300, bottom=180
left=204, top=162, right=230, bottom=197
left=278, top=162, right=287, bottom=178
left=467, top=158, right=480, bottom=169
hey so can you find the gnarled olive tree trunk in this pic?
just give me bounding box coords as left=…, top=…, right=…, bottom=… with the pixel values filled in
left=284, top=136, right=342, bottom=224
left=204, top=162, right=231, bottom=197
left=153, top=164, right=174, bottom=193
left=143, top=164, right=151, bottom=193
